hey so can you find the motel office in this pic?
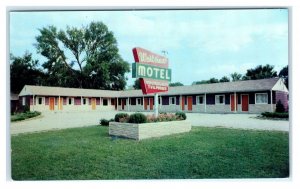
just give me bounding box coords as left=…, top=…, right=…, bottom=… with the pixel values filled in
left=18, top=78, right=288, bottom=114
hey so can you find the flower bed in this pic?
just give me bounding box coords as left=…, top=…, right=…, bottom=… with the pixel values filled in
left=109, top=120, right=192, bottom=140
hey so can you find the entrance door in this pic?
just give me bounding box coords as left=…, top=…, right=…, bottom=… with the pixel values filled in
left=241, top=94, right=249, bottom=112
left=144, top=98, right=148, bottom=110
left=91, top=98, right=96, bottom=110
left=181, top=96, right=185, bottom=111
left=149, top=98, right=154, bottom=110
left=49, top=97, right=55, bottom=111
left=230, top=94, right=237, bottom=112
left=187, top=96, right=193, bottom=111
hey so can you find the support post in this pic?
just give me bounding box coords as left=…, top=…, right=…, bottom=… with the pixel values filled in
left=32, top=95, right=35, bottom=111
left=270, top=90, right=273, bottom=112
left=204, top=93, right=207, bottom=113
left=154, top=93, right=159, bottom=118
left=127, top=97, right=130, bottom=111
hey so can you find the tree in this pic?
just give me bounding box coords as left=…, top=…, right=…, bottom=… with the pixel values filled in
left=230, top=72, right=242, bottom=81
left=10, top=52, right=45, bottom=93
left=192, top=77, right=219, bottom=85
left=219, top=76, right=230, bottom=82
left=243, top=64, right=277, bottom=80
left=169, top=82, right=184, bottom=87
left=279, top=65, right=288, bottom=89
left=35, top=22, right=129, bottom=90
left=133, top=78, right=141, bottom=89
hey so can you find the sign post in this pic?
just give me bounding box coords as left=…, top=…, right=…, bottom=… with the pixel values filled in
left=132, top=47, right=171, bottom=117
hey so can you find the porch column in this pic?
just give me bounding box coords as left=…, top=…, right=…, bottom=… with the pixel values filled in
left=204, top=93, right=207, bottom=113
left=32, top=95, right=35, bottom=111
left=270, top=90, right=273, bottom=112
left=127, top=97, right=130, bottom=111
left=116, top=97, right=119, bottom=111
left=59, top=96, right=60, bottom=110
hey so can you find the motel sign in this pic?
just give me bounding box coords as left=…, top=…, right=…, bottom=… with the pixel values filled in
left=132, top=47, right=171, bottom=94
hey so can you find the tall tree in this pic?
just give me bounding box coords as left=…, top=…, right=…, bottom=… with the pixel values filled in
left=230, top=72, right=242, bottom=81
left=133, top=78, right=141, bottom=89
left=243, top=64, right=277, bottom=80
left=279, top=65, right=288, bottom=89
left=10, top=52, right=45, bottom=93
left=192, top=77, right=219, bottom=85
left=219, top=76, right=230, bottom=82
left=35, top=22, right=129, bottom=90
left=169, top=82, right=184, bottom=87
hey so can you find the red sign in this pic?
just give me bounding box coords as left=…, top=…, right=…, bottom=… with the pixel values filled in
left=140, top=78, right=169, bottom=94
left=132, top=47, right=170, bottom=94
left=133, top=47, right=168, bottom=68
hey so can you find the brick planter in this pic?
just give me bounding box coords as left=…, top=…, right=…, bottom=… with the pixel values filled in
left=109, top=120, right=192, bottom=140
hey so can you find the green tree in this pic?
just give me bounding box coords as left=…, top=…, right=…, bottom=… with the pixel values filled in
left=230, top=72, right=242, bottom=81
left=192, top=77, right=219, bottom=85
left=279, top=65, right=288, bottom=89
left=10, top=52, right=45, bottom=93
left=169, top=82, right=184, bottom=87
left=219, top=76, right=230, bottom=82
left=133, top=78, right=141, bottom=89
left=35, top=22, right=129, bottom=90
left=243, top=64, right=277, bottom=80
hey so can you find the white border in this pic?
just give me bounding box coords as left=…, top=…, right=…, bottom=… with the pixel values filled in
left=215, top=94, right=225, bottom=105
left=3, top=2, right=300, bottom=189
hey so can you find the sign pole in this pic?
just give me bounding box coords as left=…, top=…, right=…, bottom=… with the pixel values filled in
left=154, top=93, right=159, bottom=118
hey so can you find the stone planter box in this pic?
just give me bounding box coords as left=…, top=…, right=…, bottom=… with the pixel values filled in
left=109, top=120, right=192, bottom=140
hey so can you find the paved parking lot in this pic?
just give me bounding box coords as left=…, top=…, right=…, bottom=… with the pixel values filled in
left=10, top=111, right=289, bottom=135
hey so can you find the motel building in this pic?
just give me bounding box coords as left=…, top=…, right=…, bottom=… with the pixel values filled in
left=18, top=77, right=288, bottom=114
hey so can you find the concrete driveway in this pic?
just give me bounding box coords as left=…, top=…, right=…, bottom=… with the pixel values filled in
left=10, top=111, right=289, bottom=135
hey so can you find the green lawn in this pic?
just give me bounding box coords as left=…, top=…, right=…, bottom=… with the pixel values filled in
left=11, top=126, right=289, bottom=180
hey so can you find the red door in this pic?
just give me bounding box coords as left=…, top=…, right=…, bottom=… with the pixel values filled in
left=144, top=98, right=148, bottom=110
left=149, top=98, right=154, bottom=110
left=230, top=94, right=237, bottom=112
left=181, top=96, right=185, bottom=110
left=241, top=95, right=249, bottom=111
left=187, top=96, right=193, bottom=111
left=49, top=97, right=55, bottom=111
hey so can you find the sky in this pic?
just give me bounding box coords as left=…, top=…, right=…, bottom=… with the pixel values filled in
left=9, top=9, right=289, bottom=87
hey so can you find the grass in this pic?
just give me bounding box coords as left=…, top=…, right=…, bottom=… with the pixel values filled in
left=11, top=111, right=41, bottom=122
left=11, top=126, right=289, bottom=180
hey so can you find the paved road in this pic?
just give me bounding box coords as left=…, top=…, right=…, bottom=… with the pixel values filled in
left=10, top=111, right=289, bottom=135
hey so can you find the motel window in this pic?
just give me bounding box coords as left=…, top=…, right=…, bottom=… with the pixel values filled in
left=22, top=97, right=26, bottom=106
left=103, top=99, right=108, bottom=106
left=215, top=95, right=225, bottom=105
left=83, top=98, right=87, bottom=105
left=37, top=97, right=43, bottom=105
left=196, top=95, right=204, bottom=104
left=169, top=97, right=176, bottom=105
left=68, top=98, right=74, bottom=105
left=111, top=99, right=115, bottom=105
left=255, top=93, right=268, bottom=104
left=136, top=98, right=142, bottom=105
left=158, top=97, right=161, bottom=105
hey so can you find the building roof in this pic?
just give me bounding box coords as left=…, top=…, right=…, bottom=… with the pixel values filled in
left=10, top=93, right=19, bottom=100
left=19, top=78, right=286, bottom=98
left=19, top=85, right=120, bottom=97
left=119, top=78, right=284, bottom=97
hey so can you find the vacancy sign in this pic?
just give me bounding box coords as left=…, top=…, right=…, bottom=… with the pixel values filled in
left=132, top=47, right=171, bottom=94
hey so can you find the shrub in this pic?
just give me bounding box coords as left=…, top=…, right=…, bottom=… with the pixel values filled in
left=114, top=113, right=129, bottom=122
left=261, top=112, right=289, bottom=119
left=128, top=113, right=147, bottom=124
left=100, top=119, right=109, bottom=126
left=11, top=111, right=41, bottom=122
left=275, top=100, right=285, bottom=113
left=175, top=112, right=187, bottom=120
